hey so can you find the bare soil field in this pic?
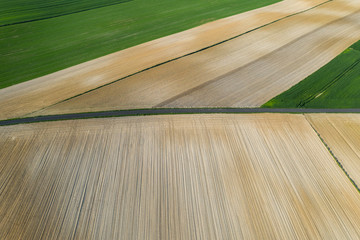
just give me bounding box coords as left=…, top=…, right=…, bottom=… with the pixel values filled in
left=1, top=114, right=360, bottom=239
left=307, top=114, right=360, bottom=188
left=29, top=0, right=360, bottom=117
left=0, top=0, right=347, bottom=120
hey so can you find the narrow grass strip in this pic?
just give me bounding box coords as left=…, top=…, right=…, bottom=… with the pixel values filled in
left=3, top=107, right=360, bottom=126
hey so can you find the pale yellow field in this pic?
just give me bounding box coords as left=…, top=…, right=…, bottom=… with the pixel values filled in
left=1, top=114, right=360, bottom=239
left=307, top=114, right=360, bottom=188
left=29, top=0, right=360, bottom=117
left=0, top=0, right=320, bottom=120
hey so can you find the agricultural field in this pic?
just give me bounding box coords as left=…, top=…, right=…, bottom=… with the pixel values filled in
left=0, top=0, right=129, bottom=26
left=0, top=0, right=280, bottom=89
left=27, top=0, right=360, bottom=118
left=263, top=40, right=360, bottom=108
left=0, top=0, right=339, bottom=120
left=1, top=114, right=360, bottom=239
left=2, top=0, right=360, bottom=238
left=307, top=114, right=360, bottom=187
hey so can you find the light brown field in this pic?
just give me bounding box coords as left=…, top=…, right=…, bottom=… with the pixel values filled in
left=307, top=114, right=360, bottom=188
left=1, top=114, right=360, bottom=239
left=28, top=0, right=360, bottom=117
left=0, top=0, right=352, bottom=120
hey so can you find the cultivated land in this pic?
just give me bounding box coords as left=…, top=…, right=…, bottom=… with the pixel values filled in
left=0, top=0, right=129, bottom=26
left=0, top=0, right=329, bottom=121
left=263, top=41, right=360, bottom=108
left=2, top=1, right=360, bottom=238
left=0, top=0, right=280, bottom=89
left=1, top=114, right=360, bottom=239
left=28, top=0, right=360, bottom=118
left=307, top=114, right=360, bottom=188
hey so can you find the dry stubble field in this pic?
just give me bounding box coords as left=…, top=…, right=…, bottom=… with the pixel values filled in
left=307, top=114, right=360, bottom=189
left=1, top=114, right=360, bottom=239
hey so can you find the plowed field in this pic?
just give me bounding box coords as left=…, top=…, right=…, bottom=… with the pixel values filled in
left=1, top=114, right=360, bottom=239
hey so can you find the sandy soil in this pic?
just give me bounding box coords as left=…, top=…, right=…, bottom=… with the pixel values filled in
left=0, top=0, right=340, bottom=120
left=30, top=0, right=360, bottom=117
left=1, top=114, right=360, bottom=239
left=307, top=114, right=360, bottom=188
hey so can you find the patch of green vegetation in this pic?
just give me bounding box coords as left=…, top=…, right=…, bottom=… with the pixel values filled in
left=0, top=0, right=279, bottom=89
left=350, top=41, right=360, bottom=51
left=0, top=0, right=130, bottom=26
left=262, top=42, right=360, bottom=108
left=305, top=61, right=360, bottom=108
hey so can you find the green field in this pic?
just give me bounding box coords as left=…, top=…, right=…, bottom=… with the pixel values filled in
left=0, top=0, right=279, bottom=89
left=0, top=0, right=129, bottom=26
left=262, top=41, right=360, bottom=108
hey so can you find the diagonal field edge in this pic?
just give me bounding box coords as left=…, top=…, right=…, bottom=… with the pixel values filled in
left=2, top=107, right=360, bottom=126
left=305, top=116, right=360, bottom=194
left=29, top=0, right=334, bottom=116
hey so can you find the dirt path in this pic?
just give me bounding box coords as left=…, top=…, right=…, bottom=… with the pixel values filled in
left=0, top=0, right=336, bottom=120
left=3, top=108, right=360, bottom=126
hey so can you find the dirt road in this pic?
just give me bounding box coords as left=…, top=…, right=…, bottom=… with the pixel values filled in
left=3, top=107, right=360, bottom=126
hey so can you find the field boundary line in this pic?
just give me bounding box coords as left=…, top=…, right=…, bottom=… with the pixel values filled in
left=304, top=115, right=360, bottom=194
left=29, top=0, right=333, bottom=116
left=3, top=107, right=360, bottom=126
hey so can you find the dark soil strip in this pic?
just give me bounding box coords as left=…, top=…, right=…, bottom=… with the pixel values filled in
left=2, top=107, right=360, bottom=126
